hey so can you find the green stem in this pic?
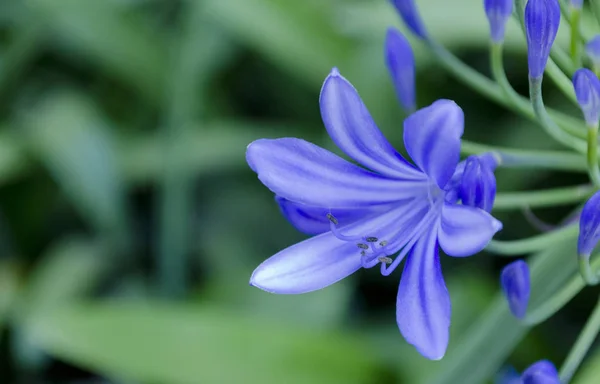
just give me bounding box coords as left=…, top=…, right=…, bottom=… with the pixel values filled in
left=428, top=40, right=586, bottom=139
left=587, top=125, right=600, bottom=187
left=559, top=297, right=600, bottom=383
left=486, top=224, right=579, bottom=255
left=571, top=7, right=582, bottom=68
left=524, top=274, right=584, bottom=325
left=490, top=42, right=531, bottom=117
left=529, top=76, right=586, bottom=153
left=494, top=185, right=594, bottom=210
left=592, top=0, right=600, bottom=30
left=460, top=140, right=587, bottom=172
left=579, top=253, right=599, bottom=285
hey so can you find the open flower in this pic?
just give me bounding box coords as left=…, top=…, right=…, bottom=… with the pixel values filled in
left=246, top=68, right=502, bottom=360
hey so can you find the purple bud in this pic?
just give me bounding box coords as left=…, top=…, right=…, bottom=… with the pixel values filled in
left=459, top=154, right=497, bottom=212
left=389, top=0, right=428, bottom=39
left=525, top=0, right=561, bottom=79
left=500, top=260, right=530, bottom=319
left=484, top=0, right=514, bottom=43
left=521, top=360, right=560, bottom=384
left=570, top=0, right=583, bottom=9
left=578, top=190, right=600, bottom=256
left=573, top=68, right=600, bottom=126
left=385, top=28, right=416, bottom=112
left=586, top=35, right=600, bottom=68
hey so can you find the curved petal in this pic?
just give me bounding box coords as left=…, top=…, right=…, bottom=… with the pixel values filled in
left=250, top=232, right=361, bottom=294
left=522, top=360, right=560, bottom=384
left=251, top=205, right=408, bottom=294
left=247, top=138, right=427, bottom=208
left=320, top=68, right=424, bottom=180
left=403, top=99, right=464, bottom=188
left=384, top=28, right=416, bottom=112
left=438, top=203, right=502, bottom=257
left=276, top=196, right=380, bottom=235
left=396, top=226, right=450, bottom=360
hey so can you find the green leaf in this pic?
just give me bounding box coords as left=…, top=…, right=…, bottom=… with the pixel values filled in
left=27, top=302, right=386, bottom=384
left=427, top=231, right=579, bottom=384
left=21, top=91, right=128, bottom=240
left=27, top=0, right=166, bottom=104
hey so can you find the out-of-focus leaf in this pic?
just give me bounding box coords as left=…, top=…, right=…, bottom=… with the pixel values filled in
left=17, top=237, right=106, bottom=319
left=204, top=0, right=354, bottom=86
left=0, top=130, right=30, bottom=184
left=0, top=259, right=22, bottom=332
left=572, top=348, right=600, bottom=384
left=27, top=302, right=387, bottom=384
left=21, top=91, right=128, bottom=239
left=427, top=231, right=579, bottom=384
left=26, top=0, right=166, bottom=104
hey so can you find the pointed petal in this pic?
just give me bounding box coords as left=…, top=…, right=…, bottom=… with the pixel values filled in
left=500, top=260, right=530, bottom=319
left=384, top=28, right=416, bottom=112
left=320, top=68, right=424, bottom=180
left=438, top=203, right=502, bottom=257
left=276, top=196, right=379, bottom=235
left=396, top=226, right=450, bottom=360
left=403, top=99, right=464, bottom=188
left=247, top=138, right=427, bottom=208
left=522, top=360, right=560, bottom=384
left=251, top=205, right=408, bottom=294
left=250, top=231, right=361, bottom=294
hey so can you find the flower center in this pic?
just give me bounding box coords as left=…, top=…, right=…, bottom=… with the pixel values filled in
left=327, top=194, right=443, bottom=276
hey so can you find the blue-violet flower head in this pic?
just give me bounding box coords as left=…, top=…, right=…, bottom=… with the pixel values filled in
left=525, top=0, right=561, bottom=79
left=389, top=0, right=428, bottom=39
left=484, top=0, right=514, bottom=43
left=385, top=28, right=416, bottom=112
left=573, top=68, right=600, bottom=127
left=586, top=35, right=600, bottom=68
left=246, top=67, right=503, bottom=360
left=578, top=190, right=600, bottom=256
left=500, top=260, right=530, bottom=319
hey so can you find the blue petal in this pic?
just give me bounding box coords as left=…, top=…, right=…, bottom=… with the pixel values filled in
left=320, top=68, right=424, bottom=180
left=578, top=190, right=600, bottom=256
left=500, top=260, right=530, bottom=319
left=276, top=196, right=381, bottom=235
left=385, top=29, right=416, bottom=112
left=396, top=226, right=450, bottom=360
left=438, top=203, right=502, bottom=257
left=389, top=0, right=428, bottom=39
left=247, top=138, right=427, bottom=208
left=586, top=35, right=600, bottom=64
left=251, top=206, right=410, bottom=294
left=459, top=155, right=497, bottom=212
left=403, top=99, right=464, bottom=188
left=522, top=360, right=560, bottom=384
left=525, top=0, right=560, bottom=79
left=573, top=68, right=600, bottom=126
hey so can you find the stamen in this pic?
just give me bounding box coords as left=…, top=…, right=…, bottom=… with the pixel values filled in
left=378, top=257, right=393, bottom=264
left=357, top=243, right=369, bottom=250
left=366, top=237, right=378, bottom=242
left=326, top=213, right=338, bottom=225
left=379, top=240, right=388, bottom=246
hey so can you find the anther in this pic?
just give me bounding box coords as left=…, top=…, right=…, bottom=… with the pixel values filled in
left=357, top=243, right=369, bottom=250
left=360, top=250, right=366, bottom=256
left=326, top=213, right=338, bottom=225
left=379, top=240, right=388, bottom=247
left=366, top=237, right=378, bottom=243
left=378, top=257, right=393, bottom=264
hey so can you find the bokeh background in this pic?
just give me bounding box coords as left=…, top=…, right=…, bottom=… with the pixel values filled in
left=1, top=0, right=600, bottom=383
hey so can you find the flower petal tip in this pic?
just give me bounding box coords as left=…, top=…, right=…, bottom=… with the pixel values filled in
left=329, top=67, right=341, bottom=77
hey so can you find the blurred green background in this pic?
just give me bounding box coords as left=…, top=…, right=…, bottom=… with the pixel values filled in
left=1, top=0, right=600, bottom=383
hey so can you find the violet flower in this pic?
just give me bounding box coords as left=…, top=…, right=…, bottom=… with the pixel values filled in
left=500, top=260, right=530, bottom=319
left=586, top=35, right=600, bottom=68
left=525, top=0, right=561, bottom=79
left=385, top=28, right=416, bottom=112
left=484, top=0, right=514, bottom=43
left=498, top=360, right=560, bottom=384
left=578, top=190, right=600, bottom=257
left=573, top=68, right=600, bottom=127
left=389, top=0, right=428, bottom=39
left=247, top=68, right=502, bottom=360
